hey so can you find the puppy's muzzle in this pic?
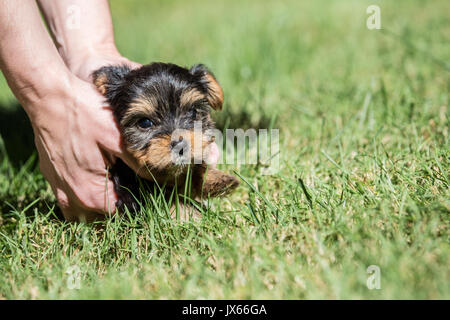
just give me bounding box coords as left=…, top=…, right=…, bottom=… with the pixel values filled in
left=170, top=135, right=191, bottom=165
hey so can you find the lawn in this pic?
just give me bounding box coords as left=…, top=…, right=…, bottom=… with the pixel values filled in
left=0, top=0, right=449, bottom=299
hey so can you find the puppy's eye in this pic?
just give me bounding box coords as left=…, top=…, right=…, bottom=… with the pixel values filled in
left=137, top=118, right=153, bottom=129
left=192, top=109, right=197, bottom=119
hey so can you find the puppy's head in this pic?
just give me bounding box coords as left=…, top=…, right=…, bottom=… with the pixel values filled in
left=93, top=62, right=223, bottom=182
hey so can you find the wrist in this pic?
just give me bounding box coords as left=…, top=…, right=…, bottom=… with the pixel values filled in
left=61, top=42, right=121, bottom=73
left=61, top=44, right=140, bottom=82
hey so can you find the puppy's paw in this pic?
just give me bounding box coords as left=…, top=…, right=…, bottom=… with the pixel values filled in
left=201, top=168, right=239, bottom=197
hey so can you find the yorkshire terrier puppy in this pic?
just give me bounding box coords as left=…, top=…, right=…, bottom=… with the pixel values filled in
left=92, top=62, right=239, bottom=213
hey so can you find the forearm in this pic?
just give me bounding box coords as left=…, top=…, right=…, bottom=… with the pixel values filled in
left=37, top=0, right=120, bottom=68
left=0, top=0, right=70, bottom=117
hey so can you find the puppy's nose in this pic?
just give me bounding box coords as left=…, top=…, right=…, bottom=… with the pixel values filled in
left=171, top=136, right=189, bottom=155
left=170, top=137, right=184, bottom=149
left=171, top=137, right=189, bottom=159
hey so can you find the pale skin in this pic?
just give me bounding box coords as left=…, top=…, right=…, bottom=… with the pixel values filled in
left=0, top=0, right=220, bottom=222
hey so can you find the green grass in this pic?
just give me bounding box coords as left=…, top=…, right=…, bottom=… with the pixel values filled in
left=0, top=0, right=449, bottom=299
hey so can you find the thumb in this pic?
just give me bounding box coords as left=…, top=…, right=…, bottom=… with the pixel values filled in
left=96, top=105, right=123, bottom=157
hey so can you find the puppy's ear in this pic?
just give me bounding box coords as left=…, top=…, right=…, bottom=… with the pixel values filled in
left=92, top=65, right=131, bottom=97
left=190, top=64, right=224, bottom=110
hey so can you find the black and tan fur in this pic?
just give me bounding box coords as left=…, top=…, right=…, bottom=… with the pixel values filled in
left=92, top=62, right=239, bottom=213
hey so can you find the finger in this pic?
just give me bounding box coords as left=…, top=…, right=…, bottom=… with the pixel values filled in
left=121, top=58, right=142, bottom=70
left=94, top=111, right=142, bottom=173
left=69, top=173, right=118, bottom=217
left=95, top=104, right=123, bottom=156
left=103, top=178, right=118, bottom=216
left=86, top=173, right=119, bottom=215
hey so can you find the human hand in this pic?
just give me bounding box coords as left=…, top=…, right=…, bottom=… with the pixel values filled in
left=26, top=73, right=124, bottom=221
left=1, top=0, right=218, bottom=222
